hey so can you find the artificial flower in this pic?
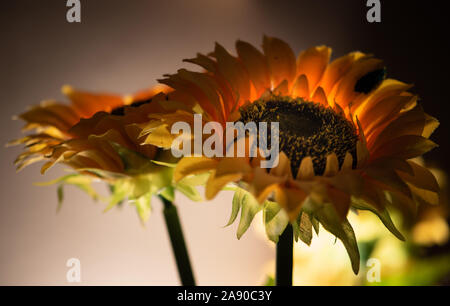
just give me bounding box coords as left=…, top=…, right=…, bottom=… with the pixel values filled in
left=9, top=84, right=202, bottom=222
left=140, top=36, right=440, bottom=272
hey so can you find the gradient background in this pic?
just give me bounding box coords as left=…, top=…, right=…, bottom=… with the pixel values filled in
left=1, top=0, right=448, bottom=285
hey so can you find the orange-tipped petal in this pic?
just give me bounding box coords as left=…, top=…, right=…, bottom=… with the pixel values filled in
left=291, top=74, right=310, bottom=99
left=236, top=40, right=271, bottom=96
left=296, top=46, right=331, bottom=91
left=262, top=36, right=297, bottom=87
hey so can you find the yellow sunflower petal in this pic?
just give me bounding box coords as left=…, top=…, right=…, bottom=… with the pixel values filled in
left=364, top=164, right=412, bottom=198
left=319, top=51, right=365, bottom=94
left=236, top=40, right=271, bottom=96
left=143, top=124, right=177, bottom=149
left=352, top=79, right=412, bottom=116
left=262, top=36, right=297, bottom=87
left=76, top=149, right=122, bottom=173
left=360, top=95, right=416, bottom=134
left=62, top=85, right=124, bottom=118
left=369, top=106, right=439, bottom=150
left=371, top=135, right=438, bottom=161
left=214, top=158, right=252, bottom=177
left=311, top=86, right=329, bottom=107
left=212, top=43, right=251, bottom=107
left=273, top=79, right=289, bottom=96
left=176, top=69, right=226, bottom=122
left=18, top=105, right=73, bottom=132
left=291, top=74, right=310, bottom=99
left=174, top=156, right=218, bottom=182
left=16, top=156, right=45, bottom=172
left=206, top=171, right=242, bottom=200
left=184, top=53, right=217, bottom=73
left=397, top=161, right=439, bottom=192
left=296, top=46, right=331, bottom=91
left=334, top=57, right=384, bottom=108
left=409, top=184, right=440, bottom=206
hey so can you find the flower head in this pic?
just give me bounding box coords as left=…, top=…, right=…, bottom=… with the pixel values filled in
left=9, top=84, right=203, bottom=223
left=141, top=36, right=440, bottom=272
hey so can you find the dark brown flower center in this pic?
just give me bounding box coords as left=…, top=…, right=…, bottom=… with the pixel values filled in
left=239, top=96, right=358, bottom=176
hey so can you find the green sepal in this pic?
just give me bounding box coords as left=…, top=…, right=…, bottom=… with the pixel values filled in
left=175, top=182, right=203, bottom=202
left=237, top=190, right=262, bottom=239
left=130, top=192, right=152, bottom=224
left=352, top=196, right=405, bottom=241
left=294, top=211, right=313, bottom=246
left=263, top=200, right=289, bottom=243
left=104, top=166, right=173, bottom=212
left=227, top=187, right=263, bottom=239
left=104, top=179, right=131, bottom=212
left=306, top=199, right=361, bottom=274
left=159, top=186, right=175, bottom=202
left=311, top=216, right=320, bottom=235
left=226, top=189, right=242, bottom=227
left=35, top=173, right=100, bottom=212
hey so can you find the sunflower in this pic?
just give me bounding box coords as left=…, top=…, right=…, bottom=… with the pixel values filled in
left=141, top=36, right=440, bottom=273
left=9, top=84, right=204, bottom=223
left=9, top=84, right=164, bottom=171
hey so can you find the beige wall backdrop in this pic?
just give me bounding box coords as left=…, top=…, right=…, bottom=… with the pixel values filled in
left=1, top=0, right=444, bottom=285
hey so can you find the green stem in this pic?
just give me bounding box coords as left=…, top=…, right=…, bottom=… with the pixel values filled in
left=276, top=225, right=293, bottom=286
left=158, top=195, right=196, bottom=286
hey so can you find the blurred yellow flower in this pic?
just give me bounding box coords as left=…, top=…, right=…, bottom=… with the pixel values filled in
left=9, top=84, right=204, bottom=223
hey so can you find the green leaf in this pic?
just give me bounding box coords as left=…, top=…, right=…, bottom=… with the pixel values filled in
left=104, top=179, right=131, bottom=212
left=236, top=188, right=262, bottom=239
left=263, top=200, right=289, bottom=243
left=352, top=196, right=405, bottom=241
left=309, top=199, right=360, bottom=274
